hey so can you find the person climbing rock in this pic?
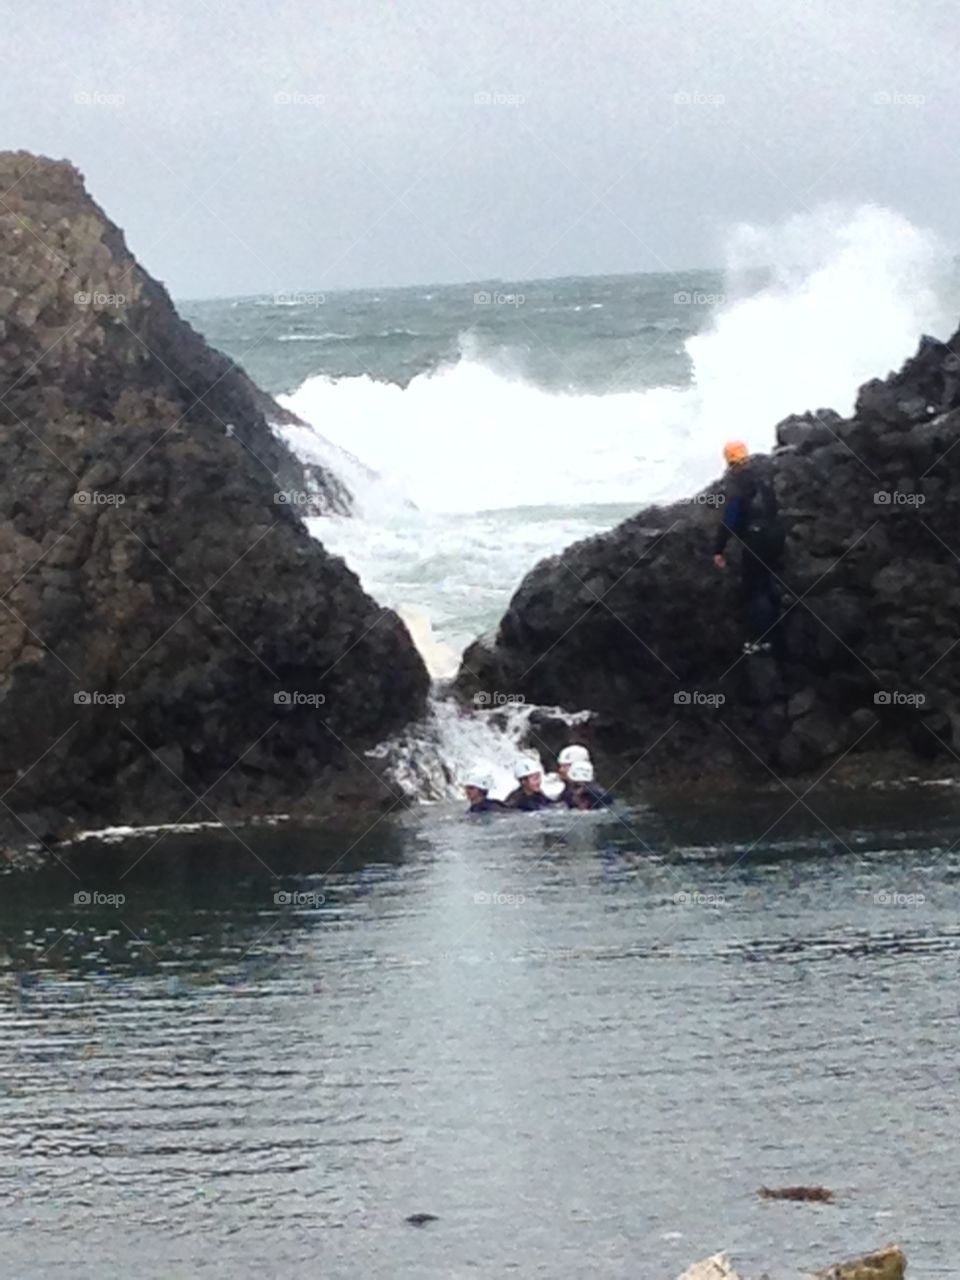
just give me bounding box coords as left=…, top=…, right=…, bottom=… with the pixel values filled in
left=505, top=758, right=557, bottom=811
left=713, top=441, right=786, bottom=656
left=562, top=761, right=614, bottom=810
left=464, top=770, right=506, bottom=814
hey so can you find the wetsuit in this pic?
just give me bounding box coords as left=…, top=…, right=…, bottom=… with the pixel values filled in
left=562, top=783, right=614, bottom=810
left=715, top=458, right=785, bottom=651
left=468, top=797, right=507, bottom=814
left=504, top=787, right=557, bottom=811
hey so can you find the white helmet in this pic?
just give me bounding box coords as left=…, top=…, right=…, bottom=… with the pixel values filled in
left=558, top=744, right=591, bottom=766
left=514, top=757, right=541, bottom=780
left=568, top=761, right=594, bottom=784
left=464, top=769, right=492, bottom=792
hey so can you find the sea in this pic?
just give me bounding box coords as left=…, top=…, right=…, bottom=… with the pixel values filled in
left=3, top=205, right=960, bottom=1278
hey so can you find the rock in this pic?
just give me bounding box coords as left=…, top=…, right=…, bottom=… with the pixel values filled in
left=456, top=306, right=960, bottom=786
left=405, top=1213, right=439, bottom=1227
left=759, top=1183, right=833, bottom=1202
left=776, top=410, right=841, bottom=451
left=674, top=1254, right=743, bottom=1280
left=811, top=1243, right=906, bottom=1279
left=856, top=378, right=914, bottom=426
left=787, top=688, right=819, bottom=720
left=0, top=152, right=430, bottom=844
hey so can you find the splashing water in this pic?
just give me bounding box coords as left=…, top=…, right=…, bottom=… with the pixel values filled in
left=368, top=698, right=593, bottom=802
left=266, top=205, right=956, bottom=798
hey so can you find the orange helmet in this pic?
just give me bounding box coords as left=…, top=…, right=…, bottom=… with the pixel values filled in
left=723, top=440, right=749, bottom=466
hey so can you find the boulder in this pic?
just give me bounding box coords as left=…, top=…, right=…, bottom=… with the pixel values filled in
left=776, top=409, right=842, bottom=451
left=0, top=152, right=430, bottom=843
left=674, top=1255, right=743, bottom=1280
left=810, top=1243, right=906, bottom=1280
left=674, top=1243, right=905, bottom=1280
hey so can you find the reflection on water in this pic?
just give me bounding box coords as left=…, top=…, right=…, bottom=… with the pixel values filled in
left=2, top=792, right=959, bottom=1278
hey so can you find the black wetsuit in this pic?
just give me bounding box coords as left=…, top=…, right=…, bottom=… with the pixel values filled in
left=562, top=783, right=614, bottom=810
left=715, top=458, right=785, bottom=651
left=468, top=797, right=507, bottom=814
left=504, top=787, right=556, bottom=811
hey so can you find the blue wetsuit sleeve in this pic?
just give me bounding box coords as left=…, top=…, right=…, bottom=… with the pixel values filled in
left=715, top=495, right=741, bottom=555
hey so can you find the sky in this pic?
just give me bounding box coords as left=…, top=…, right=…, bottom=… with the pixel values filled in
left=1, top=0, right=955, bottom=297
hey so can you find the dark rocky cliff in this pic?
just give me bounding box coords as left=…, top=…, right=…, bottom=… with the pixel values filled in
left=457, top=330, right=960, bottom=788
left=0, top=151, right=430, bottom=843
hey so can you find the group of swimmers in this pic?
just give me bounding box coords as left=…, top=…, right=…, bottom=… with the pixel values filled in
left=463, top=744, right=614, bottom=814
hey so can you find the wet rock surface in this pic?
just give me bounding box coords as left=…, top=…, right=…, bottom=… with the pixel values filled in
left=811, top=1243, right=906, bottom=1279
left=0, top=151, right=430, bottom=845
left=673, top=1243, right=905, bottom=1280
left=458, top=328, right=960, bottom=787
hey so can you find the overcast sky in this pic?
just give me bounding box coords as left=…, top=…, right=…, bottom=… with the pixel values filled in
left=1, top=0, right=954, bottom=297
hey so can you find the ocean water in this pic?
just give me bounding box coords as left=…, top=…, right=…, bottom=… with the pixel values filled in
left=4, top=206, right=959, bottom=1278
left=4, top=792, right=960, bottom=1278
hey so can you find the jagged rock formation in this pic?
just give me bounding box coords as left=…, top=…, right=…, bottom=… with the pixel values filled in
left=0, top=150, right=430, bottom=843
left=458, top=328, right=960, bottom=786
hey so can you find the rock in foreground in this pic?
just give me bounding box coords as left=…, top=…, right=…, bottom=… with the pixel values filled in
left=812, top=1243, right=906, bottom=1279
left=675, top=1253, right=743, bottom=1279
left=0, top=151, right=430, bottom=842
left=674, top=1243, right=906, bottom=1280
left=458, top=332, right=960, bottom=786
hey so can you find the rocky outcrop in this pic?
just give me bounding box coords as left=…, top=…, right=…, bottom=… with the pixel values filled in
left=457, top=326, right=960, bottom=786
left=0, top=151, right=429, bottom=843
left=811, top=1244, right=906, bottom=1279
left=673, top=1243, right=906, bottom=1280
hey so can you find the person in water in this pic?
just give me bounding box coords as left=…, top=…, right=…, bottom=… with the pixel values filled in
left=505, top=758, right=557, bottom=811
left=562, top=761, right=614, bottom=810
left=464, top=770, right=506, bottom=814
left=541, top=743, right=591, bottom=800
left=713, top=440, right=786, bottom=657
left=558, top=744, right=590, bottom=779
